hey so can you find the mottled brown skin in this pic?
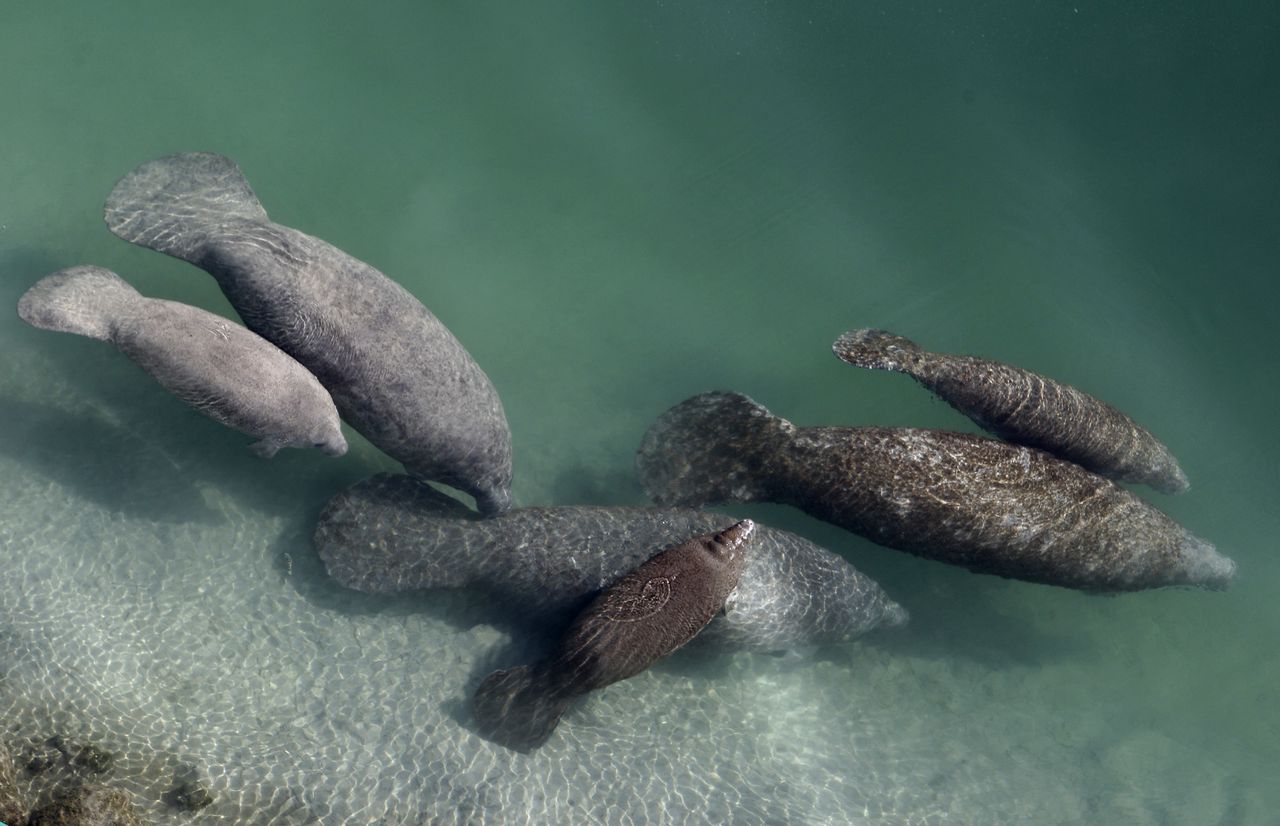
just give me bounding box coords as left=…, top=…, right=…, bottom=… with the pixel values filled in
left=637, top=392, right=1234, bottom=593
left=471, top=521, right=753, bottom=752
left=833, top=329, right=1189, bottom=494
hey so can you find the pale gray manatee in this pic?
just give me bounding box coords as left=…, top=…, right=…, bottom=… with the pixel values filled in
left=472, top=520, right=754, bottom=752
left=637, top=392, right=1234, bottom=593
left=833, top=329, right=1189, bottom=494
left=104, top=152, right=512, bottom=513
left=312, top=473, right=908, bottom=653
left=18, top=266, right=346, bottom=458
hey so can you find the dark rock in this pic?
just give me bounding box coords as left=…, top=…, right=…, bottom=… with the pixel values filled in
left=25, top=783, right=141, bottom=826
left=69, top=747, right=113, bottom=776
left=164, top=780, right=212, bottom=813
left=1, top=741, right=27, bottom=826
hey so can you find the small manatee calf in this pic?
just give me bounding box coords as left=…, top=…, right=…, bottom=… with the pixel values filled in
left=105, top=152, right=512, bottom=513
left=637, top=392, right=1234, bottom=593
left=833, top=329, right=1189, bottom=494
left=471, top=520, right=754, bottom=751
left=18, top=266, right=346, bottom=458
left=313, top=473, right=907, bottom=653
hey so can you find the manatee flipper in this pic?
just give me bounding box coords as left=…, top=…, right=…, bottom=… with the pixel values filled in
left=104, top=152, right=269, bottom=260
left=17, top=266, right=141, bottom=343
left=471, top=665, right=572, bottom=752
left=636, top=391, right=792, bottom=507
left=250, top=439, right=282, bottom=459
left=832, top=329, right=925, bottom=372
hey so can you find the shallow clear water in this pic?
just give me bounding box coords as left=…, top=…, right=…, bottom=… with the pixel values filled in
left=2, top=2, right=1277, bottom=823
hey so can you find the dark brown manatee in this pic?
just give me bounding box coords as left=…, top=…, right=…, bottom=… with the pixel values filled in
left=104, top=152, right=512, bottom=513
left=470, top=520, right=753, bottom=751
left=833, top=329, right=1189, bottom=494
left=313, top=473, right=906, bottom=654
left=637, top=392, right=1234, bottom=593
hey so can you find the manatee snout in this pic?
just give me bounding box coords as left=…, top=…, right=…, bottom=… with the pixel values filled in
left=318, top=435, right=349, bottom=457
left=307, top=422, right=349, bottom=457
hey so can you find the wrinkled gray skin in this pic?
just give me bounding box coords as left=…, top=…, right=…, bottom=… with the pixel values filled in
left=637, top=392, right=1235, bottom=593
left=313, top=473, right=907, bottom=653
left=833, top=329, right=1189, bottom=494
left=472, top=521, right=754, bottom=751
left=104, top=152, right=512, bottom=513
left=18, top=266, right=346, bottom=458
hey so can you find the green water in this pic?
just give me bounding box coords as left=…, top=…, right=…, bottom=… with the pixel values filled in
left=2, top=2, right=1276, bottom=823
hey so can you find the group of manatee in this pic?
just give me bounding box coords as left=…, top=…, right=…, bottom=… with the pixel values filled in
left=18, top=152, right=1234, bottom=755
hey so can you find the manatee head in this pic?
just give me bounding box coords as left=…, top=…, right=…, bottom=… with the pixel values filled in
left=702, top=519, right=754, bottom=568
left=306, top=422, right=348, bottom=457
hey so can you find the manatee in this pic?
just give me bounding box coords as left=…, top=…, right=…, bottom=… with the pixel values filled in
left=636, top=392, right=1234, bottom=593
left=471, top=520, right=754, bottom=751
left=312, top=473, right=907, bottom=653
left=833, top=329, right=1189, bottom=494
left=18, top=266, right=346, bottom=458
left=104, top=152, right=512, bottom=513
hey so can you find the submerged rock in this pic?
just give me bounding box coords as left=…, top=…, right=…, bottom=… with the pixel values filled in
left=1, top=741, right=26, bottom=826
left=25, top=783, right=141, bottom=826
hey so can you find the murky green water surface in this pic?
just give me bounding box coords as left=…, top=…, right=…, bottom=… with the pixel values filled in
left=2, top=2, right=1276, bottom=823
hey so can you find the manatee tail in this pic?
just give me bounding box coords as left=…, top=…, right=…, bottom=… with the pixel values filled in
left=18, top=266, right=141, bottom=343
left=636, top=391, right=793, bottom=507
left=104, top=152, right=269, bottom=260
left=471, top=664, right=572, bottom=752
left=312, top=473, right=479, bottom=593
left=832, top=329, right=925, bottom=372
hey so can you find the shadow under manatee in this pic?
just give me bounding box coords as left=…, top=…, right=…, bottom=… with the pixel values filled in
left=275, top=507, right=572, bottom=735
left=0, top=397, right=218, bottom=523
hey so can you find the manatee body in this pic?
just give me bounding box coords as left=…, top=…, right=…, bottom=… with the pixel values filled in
left=833, top=329, right=1189, bottom=494
left=104, top=152, right=512, bottom=513
left=18, top=266, right=346, bottom=458
left=313, top=473, right=907, bottom=653
left=472, top=520, right=754, bottom=751
left=636, top=392, right=1234, bottom=593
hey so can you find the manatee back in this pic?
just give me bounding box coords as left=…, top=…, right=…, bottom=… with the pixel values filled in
left=92, top=294, right=337, bottom=446
left=547, top=533, right=746, bottom=692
